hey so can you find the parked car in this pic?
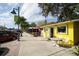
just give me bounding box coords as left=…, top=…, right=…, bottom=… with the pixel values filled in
left=0, top=30, right=18, bottom=42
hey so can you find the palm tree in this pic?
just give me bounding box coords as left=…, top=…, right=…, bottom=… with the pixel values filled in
left=14, top=16, right=30, bottom=31
left=30, top=22, right=36, bottom=27
left=21, top=21, right=30, bottom=31
left=14, top=16, right=21, bottom=30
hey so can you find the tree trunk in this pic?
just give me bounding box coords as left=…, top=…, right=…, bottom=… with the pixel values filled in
left=18, top=24, right=19, bottom=30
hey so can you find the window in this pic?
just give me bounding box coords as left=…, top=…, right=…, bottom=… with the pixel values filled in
left=57, top=26, right=67, bottom=34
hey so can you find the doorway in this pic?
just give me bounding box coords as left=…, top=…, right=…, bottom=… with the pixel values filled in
left=50, top=28, right=53, bottom=37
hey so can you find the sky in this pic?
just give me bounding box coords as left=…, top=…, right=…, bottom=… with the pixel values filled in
left=0, top=3, right=23, bottom=28
left=0, top=3, right=57, bottom=28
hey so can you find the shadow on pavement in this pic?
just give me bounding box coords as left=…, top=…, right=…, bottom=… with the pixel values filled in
left=0, top=47, right=9, bottom=56
left=0, top=39, right=16, bottom=44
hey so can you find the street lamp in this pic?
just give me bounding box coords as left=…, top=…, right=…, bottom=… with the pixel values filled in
left=11, top=7, right=20, bottom=41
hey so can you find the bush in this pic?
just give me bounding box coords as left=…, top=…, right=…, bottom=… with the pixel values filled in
left=47, top=38, right=51, bottom=41
left=73, top=45, right=79, bottom=56
left=57, top=39, right=73, bottom=48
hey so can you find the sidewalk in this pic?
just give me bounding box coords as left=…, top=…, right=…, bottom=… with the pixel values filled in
left=0, top=40, right=20, bottom=56
left=18, top=32, right=75, bottom=56
left=0, top=32, right=76, bottom=56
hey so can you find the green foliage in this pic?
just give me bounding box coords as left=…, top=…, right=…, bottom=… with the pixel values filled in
left=14, top=16, right=20, bottom=25
left=0, top=26, right=7, bottom=30
left=14, top=16, right=30, bottom=31
left=57, top=40, right=73, bottom=48
left=38, top=3, right=79, bottom=21
left=58, top=15, right=65, bottom=22
left=37, top=20, right=46, bottom=26
left=47, top=38, right=51, bottom=41
left=14, top=16, right=26, bottom=25
left=21, top=21, right=30, bottom=31
left=73, top=45, right=79, bottom=56
left=39, top=3, right=54, bottom=17
left=30, top=22, right=36, bottom=27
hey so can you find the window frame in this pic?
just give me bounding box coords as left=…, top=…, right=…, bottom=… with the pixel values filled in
left=57, top=25, right=68, bottom=34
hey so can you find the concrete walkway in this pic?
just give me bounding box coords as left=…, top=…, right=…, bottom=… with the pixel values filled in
left=18, top=32, right=75, bottom=56
left=0, top=32, right=75, bottom=56
left=0, top=40, right=20, bottom=56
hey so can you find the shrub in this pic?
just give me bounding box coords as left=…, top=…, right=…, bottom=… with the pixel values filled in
left=73, top=45, right=79, bottom=56
left=57, top=39, right=73, bottom=48
left=47, top=38, right=51, bottom=41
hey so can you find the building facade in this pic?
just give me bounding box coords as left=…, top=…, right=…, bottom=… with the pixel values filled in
left=40, top=20, right=79, bottom=46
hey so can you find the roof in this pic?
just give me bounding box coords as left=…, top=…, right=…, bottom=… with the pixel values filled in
left=40, top=19, right=79, bottom=28
left=29, top=26, right=40, bottom=29
left=40, top=22, right=55, bottom=26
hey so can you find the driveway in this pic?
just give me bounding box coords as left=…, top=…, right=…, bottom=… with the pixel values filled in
left=0, top=32, right=75, bottom=56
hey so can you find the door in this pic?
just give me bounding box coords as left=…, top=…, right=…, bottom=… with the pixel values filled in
left=50, top=28, right=53, bottom=37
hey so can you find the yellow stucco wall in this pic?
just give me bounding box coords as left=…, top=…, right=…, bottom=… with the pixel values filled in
left=42, top=22, right=74, bottom=45
left=41, top=27, right=50, bottom=38
left=53, top=22, right=74, bottom=45
left=42, top=22, right=75, bottom=46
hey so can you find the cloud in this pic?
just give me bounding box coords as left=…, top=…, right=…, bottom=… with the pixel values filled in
left=0, top=17, right=18, bottom=28
left=0, top=3, right=19, bottom=28
left=0, top=3, right=57, bottom=28
left=0, top=12, right=12, bottom=18
left=0, top=12, right=15, bottom=27
left=27, top=15, right=45, bottom=23
left=20, top=3, right=44, bottom=23
left=20, top=3, right=57, bottom=24
left=0, top=3, right=18, bottom=14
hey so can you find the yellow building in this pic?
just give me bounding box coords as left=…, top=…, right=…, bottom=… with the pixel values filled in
left=40, top=20, right=79, bottom=46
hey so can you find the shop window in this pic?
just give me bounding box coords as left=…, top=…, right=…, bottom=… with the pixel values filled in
left=57, top=26, right=67, bottom=34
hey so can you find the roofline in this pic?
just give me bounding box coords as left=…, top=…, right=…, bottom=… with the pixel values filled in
left=40, top=19, right=79, bottom=28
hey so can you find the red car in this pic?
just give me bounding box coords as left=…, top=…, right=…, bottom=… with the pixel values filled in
left=0, top=31, right=17, bottom=43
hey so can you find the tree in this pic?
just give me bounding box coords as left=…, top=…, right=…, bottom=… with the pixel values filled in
left=14, top=16, right=21, bottom=30
left=14, top=16, right=30, bottom=31
left=30, top=22, right=36, bottom=27
left=38, top=3, right=79, bottom=22
left=37, top=20, right=47, bottom=26
left=14, top=16, right=26, bottom=25
left=21, top=21, right=30, bottom=31
left=0, top=26, right=7, bottom=30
